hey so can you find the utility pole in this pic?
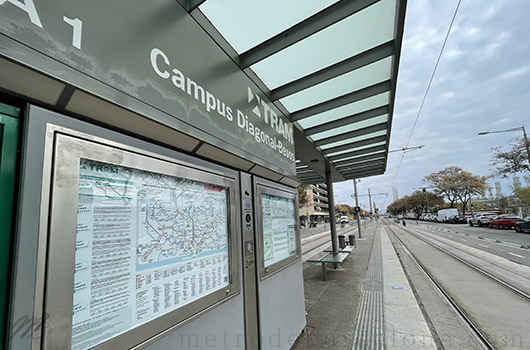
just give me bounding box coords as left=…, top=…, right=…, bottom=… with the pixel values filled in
left=523, top=126, right=530, bottom=166
left=353, top=179, right=362, bottom=238
left=368, top=188, right=373, bottom=216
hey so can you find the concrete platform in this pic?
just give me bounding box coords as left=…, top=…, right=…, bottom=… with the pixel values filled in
left=294, top=222, right=435, bottom=350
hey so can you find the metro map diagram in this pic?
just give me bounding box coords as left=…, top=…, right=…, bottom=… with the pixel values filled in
left=136, top=173, right=229, bottom=269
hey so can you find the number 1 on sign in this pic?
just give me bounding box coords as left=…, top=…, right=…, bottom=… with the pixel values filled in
left=63, top=16, right=82, bottom=49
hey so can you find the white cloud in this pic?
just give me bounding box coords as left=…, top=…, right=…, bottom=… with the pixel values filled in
left=496, top=65, right=530, bottom=80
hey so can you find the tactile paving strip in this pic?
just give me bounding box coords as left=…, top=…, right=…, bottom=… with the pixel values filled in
left=351, top=230, right=385, bottom=350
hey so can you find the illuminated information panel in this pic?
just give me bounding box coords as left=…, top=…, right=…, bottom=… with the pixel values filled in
left=72, top=159, right=230, bottom=350
left=261, top=194, right=297, bottom=268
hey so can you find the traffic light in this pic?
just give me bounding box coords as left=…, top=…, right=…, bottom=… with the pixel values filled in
left=422, top=188, right=426, bottom=194
left=470, top=203, right=474, bottom=209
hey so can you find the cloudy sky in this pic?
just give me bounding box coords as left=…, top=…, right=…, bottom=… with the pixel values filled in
left=333, top=0, right=530, bottom=212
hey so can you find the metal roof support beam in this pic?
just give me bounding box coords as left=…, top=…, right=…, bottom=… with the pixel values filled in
left=332, top=151, right=386, bottom=167
left=299, top=177, right=325, bottom=184
left=305, top=105, right=389, bottom=136
left=239, top=0, right=382, bottom=68
left=340, top=161, right=385, bottom=173
left=335, top=157, right=386, bottom=169
left=315, top=122, right=387, bottom=147
left=271, top=40, right=395, bottom=100
left=322, top=135, right=387, bottom=155
left=187, top=0, right=207, bottom=12
left=329, top=144, right=387, bottom=162
left=290, top=80, right=391, bottom=122
left=342, top=169, right=384, bottom=179
left=341, top=166, right=384, bottom=177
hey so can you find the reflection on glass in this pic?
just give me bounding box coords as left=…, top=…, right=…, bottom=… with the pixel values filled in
left=261, top=194, right=297, bottom=267
left=72, top=159, right=230, bottom=350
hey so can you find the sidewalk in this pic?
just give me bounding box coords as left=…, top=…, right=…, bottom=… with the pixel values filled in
left=294, top=221, right=435, bottom=350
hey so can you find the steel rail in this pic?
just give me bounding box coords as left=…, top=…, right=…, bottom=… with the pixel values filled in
left=390, top=222, right=530, bottom=303
left=384, top=221, right=496, bottom=350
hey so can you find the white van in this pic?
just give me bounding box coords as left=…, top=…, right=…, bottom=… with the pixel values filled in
left=340, top=215, right=349, bottom=223
left=437, top=208, right=459, bottom=223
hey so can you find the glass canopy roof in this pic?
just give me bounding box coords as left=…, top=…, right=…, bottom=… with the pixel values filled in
left=195, top=0, right=407, bottom=184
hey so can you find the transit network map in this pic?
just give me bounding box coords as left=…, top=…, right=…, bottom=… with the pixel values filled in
left=136, top=176, right=229, bottom=269
left=262, top=193, right=297, bottom=267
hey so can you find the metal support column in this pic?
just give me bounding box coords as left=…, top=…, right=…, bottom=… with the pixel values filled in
left=353, top=179, right=362, bottom=238
left=325, top=165, right=339, bottom=259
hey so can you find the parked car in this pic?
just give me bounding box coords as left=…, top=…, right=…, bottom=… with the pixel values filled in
left=448, top=214, right=467, bottom=224
left=514, top=216, right=530, bottom=233
left=469, top=213, right=497, bottom=227
left=488, top=215, right=522, bottom=229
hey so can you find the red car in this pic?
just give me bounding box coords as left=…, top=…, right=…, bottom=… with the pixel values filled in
left=488, top=215, right=522, bottom=229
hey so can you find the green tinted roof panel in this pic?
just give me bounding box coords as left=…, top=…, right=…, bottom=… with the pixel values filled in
left=280, top=57, right=392, bottom=112
left=296, top=92, right=390, bottom=129
left=200, top=0, right=339, bottom=54
left=251, top=0, right=397, bottom=89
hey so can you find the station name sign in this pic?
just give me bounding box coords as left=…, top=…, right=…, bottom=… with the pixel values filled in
left=150, top=48, right=295, bottom=162
left=0, top=0, right=296, bottom=175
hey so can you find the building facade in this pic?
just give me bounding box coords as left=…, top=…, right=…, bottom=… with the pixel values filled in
left=300, top=184, right=330, bottom=225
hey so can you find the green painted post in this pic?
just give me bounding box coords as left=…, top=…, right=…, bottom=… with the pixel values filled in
left=0, top=102, right=20, bottom=347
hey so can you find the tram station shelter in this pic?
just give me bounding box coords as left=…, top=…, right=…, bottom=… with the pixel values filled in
left=0, top=1, right=406, bottom=349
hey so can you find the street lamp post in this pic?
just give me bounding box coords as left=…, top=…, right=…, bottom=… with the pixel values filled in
left=478, top=126, right=530, bottom=167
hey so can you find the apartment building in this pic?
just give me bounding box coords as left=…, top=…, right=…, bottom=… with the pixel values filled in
left=300, top=183, right=330, bottom=225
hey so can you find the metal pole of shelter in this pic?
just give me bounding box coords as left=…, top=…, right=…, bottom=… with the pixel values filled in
left=326, top=165, right=339, bottom=258
left=353, top=179, right=362, bottom=238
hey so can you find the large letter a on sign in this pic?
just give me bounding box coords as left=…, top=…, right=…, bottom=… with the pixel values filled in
left=0, top=0, right=42, bottom=28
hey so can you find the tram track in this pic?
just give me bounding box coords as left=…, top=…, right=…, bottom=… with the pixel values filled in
left=383, top=220, right=530, bottom=350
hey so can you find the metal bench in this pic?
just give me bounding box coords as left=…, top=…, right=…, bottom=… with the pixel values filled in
left=308, top=252, right=349, bottom=281
left=324, top=244, right=355, bottom=254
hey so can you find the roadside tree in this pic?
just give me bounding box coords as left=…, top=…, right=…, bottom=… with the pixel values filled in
left=423, top=166, right=462, bottom=207
left=489, top=137, right=530, bottom=177
left=298, top=185, right=309, bottom=208
left=424, top=167, right=487, bottom=214
left=515, top=186, right=530, bottom=206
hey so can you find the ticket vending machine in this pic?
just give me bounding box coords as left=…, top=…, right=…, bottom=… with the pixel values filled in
left=240, top=174, right=306, bottom=350
left=0, top=102, right=20, bottom=348
left=252, top=177, right=306, bottom=350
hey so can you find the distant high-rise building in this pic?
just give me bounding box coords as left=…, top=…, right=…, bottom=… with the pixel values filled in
left=392, top=186, right=399, bottom=202
left=495, top=182, right=502, bottom=197
left=514, top=177, right=522, bottom=189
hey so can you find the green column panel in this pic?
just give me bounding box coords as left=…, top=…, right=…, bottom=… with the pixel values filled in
left=0, top=103, right=20, bottom=348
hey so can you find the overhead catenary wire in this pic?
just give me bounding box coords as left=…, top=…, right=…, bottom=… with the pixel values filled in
left=390, top=0, right=463, bottom=191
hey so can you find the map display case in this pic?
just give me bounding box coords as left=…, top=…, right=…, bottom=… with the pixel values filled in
left=254, top=181, right=301, bottom=280
left=43, top=129, right=240, bottom=350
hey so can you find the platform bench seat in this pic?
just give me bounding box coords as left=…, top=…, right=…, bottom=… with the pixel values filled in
left=324, top=244, right=356, bottom=254
left=308, top=252, right=349, bottom=281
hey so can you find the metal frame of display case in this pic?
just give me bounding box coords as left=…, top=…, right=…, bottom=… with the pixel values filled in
left=40, top=125, right=240, bottom=350
left=253, top=178, right=301, bottom=281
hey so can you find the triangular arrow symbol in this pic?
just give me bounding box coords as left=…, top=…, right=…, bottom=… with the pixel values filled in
left=252, top=106, right=261, bottom=118
left=247, top=86, right=254, bottom=103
